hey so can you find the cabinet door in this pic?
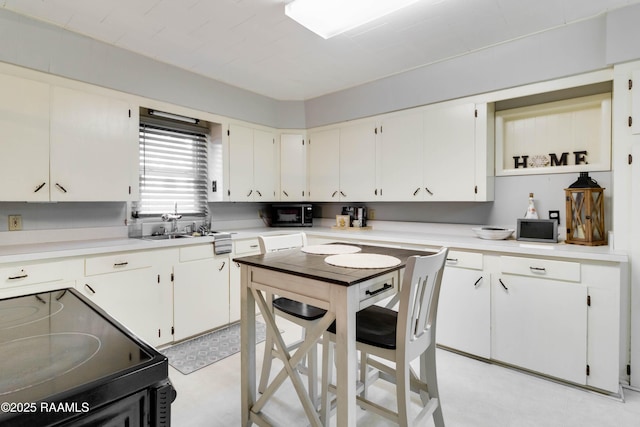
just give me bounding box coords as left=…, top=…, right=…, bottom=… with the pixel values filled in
left=78, top=267, right=172, bottom=347
left=173, top=255, right=229, bottom=341
left=253, top=129, right=277, bottom=202
left=0, top=74, right=50, bottom=201
left=50, top=86, right=134, bottom=201
left=437, top=268, right=490, bottom=358
left=228, top=123, right=254, bottom=201
left=423, top=103, right=477, bottom=201
left=378, top=111, right=424, bottom=201
left=339, top=121, right=376, bottom=201
left=280, top=133, right=307, bottom=201
left=308, top=128, right=340, bottom=201
left=492, top=274, right=588, bottom=385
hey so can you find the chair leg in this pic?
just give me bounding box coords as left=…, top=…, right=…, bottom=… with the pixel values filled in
left=320, top=334, right=333, bottom=425
left=307, top=342, right=318, bottom=408
left=396, top=358, right=411, bottom=427
left=359, top=351, right=368, bottom=399
left=422, top=345, right=444, bottom=427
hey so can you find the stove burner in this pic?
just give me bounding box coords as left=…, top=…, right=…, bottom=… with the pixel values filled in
left=0, top=295, right=64, bottom=330
left=0, top=332, right=101, bottom=396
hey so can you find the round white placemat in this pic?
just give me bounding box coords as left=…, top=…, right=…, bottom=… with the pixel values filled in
left=301, top=244, right=362, bottom=255
left=324, top=253, right=401, bottom=269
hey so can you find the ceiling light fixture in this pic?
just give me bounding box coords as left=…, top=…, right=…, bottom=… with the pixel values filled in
left=285, top=0, right=423, bottom=39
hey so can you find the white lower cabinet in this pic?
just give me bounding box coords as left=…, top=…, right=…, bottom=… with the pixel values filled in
left=79, top=249, right=174, bottom=348
left=492, top=271, right=588, bottom=385
left=436, top=251, right=490, bottom=359
left=490, top=255, right=622, bottom=392
left=173, top=245, right=229, bottom=341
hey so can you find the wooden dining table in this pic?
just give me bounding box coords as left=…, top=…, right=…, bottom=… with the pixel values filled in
left=235, top=243, right=435, bottom=426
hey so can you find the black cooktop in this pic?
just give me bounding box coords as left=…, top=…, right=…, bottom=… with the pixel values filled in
left=0, top=288, right=169, bottom=425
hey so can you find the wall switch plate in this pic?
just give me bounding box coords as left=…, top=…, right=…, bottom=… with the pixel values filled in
left=8, top=215, right=22, bottom=231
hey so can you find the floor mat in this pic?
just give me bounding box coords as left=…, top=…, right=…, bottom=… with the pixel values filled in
left=161, top=322, right=266, bottom=375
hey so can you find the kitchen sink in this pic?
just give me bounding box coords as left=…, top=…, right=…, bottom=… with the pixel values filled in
left=141, top=234, right=194, bottom=241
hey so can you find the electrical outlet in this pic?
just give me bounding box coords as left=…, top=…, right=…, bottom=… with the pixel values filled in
left=368, top=209, right=375, bottom=220
left=8, top=215, right=22, bottom=231
left=258, top=209, right=263, bottom=218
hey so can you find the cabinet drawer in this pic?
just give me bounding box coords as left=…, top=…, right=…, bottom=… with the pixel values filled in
left=180, top=244, right=214, bottom=262
left=0, top=261, right=67, bottom=288
left=235, top=238, right=260, bottom=255
left=359, top=271, right=399, bottom=310
left=85, top=252, right=153, bottom=276
left=500, top=256, right=580, bottom=282
left=445, top=250, right=483, bottom=270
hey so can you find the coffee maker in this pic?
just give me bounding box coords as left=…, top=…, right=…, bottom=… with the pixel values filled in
left=341, top=206, right=367, bottom=227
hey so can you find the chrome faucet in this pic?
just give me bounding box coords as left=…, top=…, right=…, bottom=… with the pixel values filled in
left=161, top=202, right=182, bottom=233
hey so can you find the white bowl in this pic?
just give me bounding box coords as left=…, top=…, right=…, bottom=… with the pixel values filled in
left=472, top=227, right=514, bottom=240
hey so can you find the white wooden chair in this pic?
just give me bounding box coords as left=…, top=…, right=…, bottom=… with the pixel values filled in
left=257, top=232, right=326, bottom=407
left=320, top=248, right=448, bottom=427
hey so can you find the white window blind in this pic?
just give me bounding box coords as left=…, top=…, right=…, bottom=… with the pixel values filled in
left=138, top=122, right=208, bottom=216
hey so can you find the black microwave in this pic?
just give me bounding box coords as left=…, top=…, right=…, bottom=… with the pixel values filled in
left=270, top=204, right=313, bottom=227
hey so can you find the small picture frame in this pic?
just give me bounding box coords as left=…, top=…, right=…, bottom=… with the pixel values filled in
left=336, top=215, right=351, bottom=228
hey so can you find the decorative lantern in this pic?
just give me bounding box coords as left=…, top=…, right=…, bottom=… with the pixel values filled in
left=564, top=172, right=606, bottom=246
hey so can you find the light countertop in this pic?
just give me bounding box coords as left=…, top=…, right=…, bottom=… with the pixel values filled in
left=0, top=221, right=628, bottom=264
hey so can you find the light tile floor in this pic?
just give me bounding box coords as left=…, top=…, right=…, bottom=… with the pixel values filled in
left=169, top=318, right=640, bottom=426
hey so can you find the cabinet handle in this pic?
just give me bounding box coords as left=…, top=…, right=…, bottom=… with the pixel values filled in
left=35, top=294, right=46, bottom=304
left=529, top=266, right=546, bottom=273
left=55, top=183, right=68, bottom=193
left=413, top=188, right=420, bottom=196
left=446, top=258, right=458, bottom=264
left=8, top=271, right=28, bottom=280
left=282, top=190, right=289, bottom=197
left=365, top=283, right=392, bottom=296
left=425, top=187, right=433, bottom=196
left=84, top=284, right=96, bottom=294
left=331, top=191, right=338, bottom=197
left=256, top=190, right=262, bottom=197
left=250, top=244, right=258, bottom=248
left=340, top=191, right=346, bottom=197
left=473, top=277, right=483, bottom=288
left=218, top=261, right=226, bottom=272
left=247, top=189, right=253, bottom=197
left=499, top=278, right=508, bottom=292
left=34, top=182, right=46, bottom=193
left=113, top=262, right=129, bottom=267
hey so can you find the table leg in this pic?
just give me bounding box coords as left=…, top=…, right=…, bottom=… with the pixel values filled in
left=240, top=265, right=256, bottom=427
left=333, top=285, right=359, bottom=426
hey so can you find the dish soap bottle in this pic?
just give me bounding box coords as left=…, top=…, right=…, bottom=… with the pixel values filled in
left=524, top=192, right=539, bottom=219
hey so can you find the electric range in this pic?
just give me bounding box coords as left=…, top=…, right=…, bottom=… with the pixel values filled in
left=0, top=288, right=174, bottom=426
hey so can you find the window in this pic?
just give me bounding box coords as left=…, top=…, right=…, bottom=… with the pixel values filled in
left=138, top=113, right=209, bottom=216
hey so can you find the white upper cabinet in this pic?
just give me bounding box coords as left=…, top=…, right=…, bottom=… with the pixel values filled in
left=0, top=74, right=50, bottom=202
left=339, top=120, right=377, bottom=202
left=228, top=123, right=278, bottom=201
left=308, top=121, right=376, bottom=202
left=280, top=133, right=307, bottom=201
left=422, top=102, right=477, bottom=201
left=308, top=128, right=340, bottom=201
left=0, top=73, right=136, bottom=202
left=50, top=86, right=136, bottom=201
left=376, top=111, right=424, bottom=201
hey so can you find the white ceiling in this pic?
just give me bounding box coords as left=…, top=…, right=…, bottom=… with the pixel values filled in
left=3, top=0, right=639, bottom=101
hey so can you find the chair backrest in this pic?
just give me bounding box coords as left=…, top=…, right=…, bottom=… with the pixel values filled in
left=258, top=232, right=308, bottom=254
left=397, top=248, right=448, bottom=359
